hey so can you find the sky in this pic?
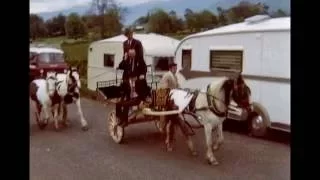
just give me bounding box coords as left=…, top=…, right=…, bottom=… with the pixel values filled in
left=29, top=0, right=166, bottom=14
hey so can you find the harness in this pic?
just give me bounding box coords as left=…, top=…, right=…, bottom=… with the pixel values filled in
left=185, top=84, right=228, bottom=118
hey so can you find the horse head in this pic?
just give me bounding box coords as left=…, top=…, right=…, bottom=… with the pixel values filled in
left=221, top=74, right=251, bottom=109
left=66, top=66, right=81, bottom=92
left=46, top=71, right=57, bottom=97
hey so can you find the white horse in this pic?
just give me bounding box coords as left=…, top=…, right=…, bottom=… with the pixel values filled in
left=167, top=75, right=252, bottom=165
left=30, top=72, right=60, bottom=130
left=55, top=66, right=89, bottom=131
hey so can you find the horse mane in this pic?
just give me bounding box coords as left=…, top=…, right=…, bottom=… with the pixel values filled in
left=235, top=74, right=251, bottom=95
left=220, top=78, right=234, bottom=106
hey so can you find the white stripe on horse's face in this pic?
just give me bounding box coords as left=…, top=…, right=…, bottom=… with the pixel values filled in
left=46, top=72, right=57, bottom=97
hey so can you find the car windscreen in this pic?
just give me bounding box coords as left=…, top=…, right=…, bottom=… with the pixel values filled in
left=38, top=53, right=64, bottom=63
left=30, top=52, right=37, bottom=61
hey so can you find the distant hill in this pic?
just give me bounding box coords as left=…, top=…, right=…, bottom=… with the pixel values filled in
left=37, top=0, right=290, bottom=25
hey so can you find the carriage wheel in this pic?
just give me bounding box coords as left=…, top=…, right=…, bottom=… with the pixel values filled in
left=108, top=110, right=124, bottom=144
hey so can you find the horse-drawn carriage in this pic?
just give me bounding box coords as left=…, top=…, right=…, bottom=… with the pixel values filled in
left=96, top=66, right=197, bottom=144
left=96, top=65, right=255, bottom=165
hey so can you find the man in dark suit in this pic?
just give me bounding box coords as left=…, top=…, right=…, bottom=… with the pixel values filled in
left=119, top=28, right=147, bottom=80
left=116, top=28, right=148, bottom=126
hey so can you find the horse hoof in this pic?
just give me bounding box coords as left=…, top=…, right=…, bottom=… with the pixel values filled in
left=207, top=159, right=219, bottom=166
left=166, top=146, right=173, bottom=152
left=81, top=126, right=89, bottom=131
left=191, top=151, right=198, bottom=156
left=213, top=145, right=219, bottom=151
left=62, top=121, right=71, bottom=127
left=38, top=123, right=48, bottom=130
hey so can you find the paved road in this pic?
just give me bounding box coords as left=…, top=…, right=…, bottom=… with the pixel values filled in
left=30, top=98, right=290, bottom=180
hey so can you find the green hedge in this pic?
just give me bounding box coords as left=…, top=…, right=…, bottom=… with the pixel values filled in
left=61, top=41, right=90, bottom=62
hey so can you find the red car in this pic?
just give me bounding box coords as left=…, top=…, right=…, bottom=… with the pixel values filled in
left=29, top=46, right=68, bottom=82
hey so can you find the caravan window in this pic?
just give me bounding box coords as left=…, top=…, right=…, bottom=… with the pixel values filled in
left=154, top=57, right=174, bottom=71
left=182, top=50, right=192, bottom=70
left=210, top=50, right=243, bottom=72
left=104, top=54, right=115, bottom=67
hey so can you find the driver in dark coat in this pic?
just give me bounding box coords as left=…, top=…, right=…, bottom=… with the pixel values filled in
left=116, top=28, right=148, bottom=126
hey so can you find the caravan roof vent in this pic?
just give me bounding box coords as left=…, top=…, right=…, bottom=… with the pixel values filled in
left=245, top=15, right=270, bottom=24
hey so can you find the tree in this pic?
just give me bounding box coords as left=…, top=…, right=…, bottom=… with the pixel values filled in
left=147, top=8, right=171, bottom=34
left=196, top=10, right=218, bottom=30
left=226, top=1, right=270, bottom=23
left=270, top=9, right=289, bottom=17
left=45, top=13, right=66, bottom=37
left=168, top=10, right=184, bottom=33
left=65, top=13, right=87, bottom=39
left=89, top=0, right=127, bottom=38
left=30, top=14, right=47, bottom=39
left=217, top=7, right=228, bottom=26
left=184, top=8, right=196, bottom=31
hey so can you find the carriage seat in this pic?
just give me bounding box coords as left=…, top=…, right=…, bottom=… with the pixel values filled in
left=151, top=88, right=178, bottom=111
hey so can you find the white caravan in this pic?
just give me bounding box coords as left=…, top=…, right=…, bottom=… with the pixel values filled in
left=87, top=33, right=180, bottom=90
left=175, top=15, right=290, bottom=137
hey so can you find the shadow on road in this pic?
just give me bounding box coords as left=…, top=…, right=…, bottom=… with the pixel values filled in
left=223, top=120, right=290, bottom=145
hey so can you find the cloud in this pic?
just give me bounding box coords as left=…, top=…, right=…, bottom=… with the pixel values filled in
left=30, top=0, right=166, bottom=14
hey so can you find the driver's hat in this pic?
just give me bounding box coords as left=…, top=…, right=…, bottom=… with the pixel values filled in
left=123, top=27, right=133, bottom=37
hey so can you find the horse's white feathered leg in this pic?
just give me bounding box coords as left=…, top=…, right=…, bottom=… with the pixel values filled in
left=52, top=104, right=60, bottom=131
left=186, top=135, right=197, bottom=156
left=31, top=100, right=41, bottom=125
left=62, top=103, right=70, bottom=127
left=213, top=123, right=224, bottom=151
left=165, top=120, right=173, bottom=152
left=42, top=104, right=51, bottom=127
left=204, top=122, right=219, bottom=165
left=75, top=98, right=88, bottom=131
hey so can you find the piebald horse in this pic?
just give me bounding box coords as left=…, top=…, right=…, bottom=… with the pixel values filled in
left=55, top=66, right=89, bottom=131
left=167, top=74, right=252, bottom=165
left=30, top=72, right=60, bottom=130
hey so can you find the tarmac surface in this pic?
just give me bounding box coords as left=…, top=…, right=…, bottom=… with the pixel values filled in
left=30, top=98, right=290, bottom=180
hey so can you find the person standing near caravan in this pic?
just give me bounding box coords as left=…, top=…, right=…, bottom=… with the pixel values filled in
left=159, top=62, right=180, bottom=89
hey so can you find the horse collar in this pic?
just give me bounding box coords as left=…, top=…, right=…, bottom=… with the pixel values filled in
left=206, top=84, right=227, bottom=117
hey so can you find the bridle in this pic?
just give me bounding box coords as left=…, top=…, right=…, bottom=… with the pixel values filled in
left=46, top=75, right=57, bottom=95
left=183, top=78, right=252, bottom=117
left=66, top=70, right=79, bottom=93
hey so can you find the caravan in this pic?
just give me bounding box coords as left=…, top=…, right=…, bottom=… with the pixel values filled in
left=175, top=15, right=290, bottom=136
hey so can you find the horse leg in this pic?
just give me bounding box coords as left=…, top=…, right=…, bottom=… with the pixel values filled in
left=213, top=123, right=224, bottom=151
left=177, top=114, right=197, bottom=156
left=204, top=122, right=219, bottom=165
left=31, top=100, right=42, bottom=128
left=42, top=104, right=51, bottom=129
left=52, top=104, right=60, bottom=131
left=165, top=120, right=173, bottom=152
left=61, top=103, right=70, bottom=127
left=75, top=98, right=88, bottom=131
left=186, top=135, right=197, bottom=156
